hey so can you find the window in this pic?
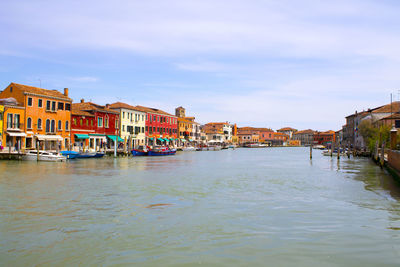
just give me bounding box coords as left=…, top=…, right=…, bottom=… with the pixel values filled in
left=27, top=97, right=33, bottom=106
left=123, top=125, right=125, bottom=132
left=91, top=120, right=93, bottom=126
left=123, top=112, right=125, bottom=119
left=58, top=120, right=62, bottom=131
left=14, top=114, right=20, bottom=128
left=65, top=121, right=69, bottom=131
left=65, top=103, right=71, bottom=111
left=38, top=118, right=42, bottom=129
left=51, top=120, right=55, bottom=133
left=98, top=117, right=103, bottom=127
left=146, top=114, right=148, bottom=120
left=153, top=115, right=156, bottom=122
left=10, top=86, right=13, bottom=92
left=38, top=99, right=43, bottom=107
left=73, top=118, right=77, bottom=125
left=27, top=117, right=32, bottom=129
left=115, top=119, right=118, bottom=129
left=58, top=102, right=64, bottom=110
left=142, top=115, right=144, bottom=121
left=80, top=119, right=83, bottom=126
left=46, top=100, right=51, bottom=110
left=146, top=126, right=148, bottom=132
left=45, top=119, right=50, bottom=132
left=86, top=120, right=89, bottom=127
left=51, top=101, right=56, bottom=111
left=105, top=117, right=109, bottom=128
left=142, top=127, right=144, bottom=133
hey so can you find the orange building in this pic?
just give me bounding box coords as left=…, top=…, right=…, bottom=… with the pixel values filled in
left=0, top=83, right=72, bottom=150
left=313, top=130, right=336, bottom=146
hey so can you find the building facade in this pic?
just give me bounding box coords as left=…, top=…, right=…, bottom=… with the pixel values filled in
left=109, top=102, right=146, bottom=149
left=292, top=129, right=315, bottom=146
left=137, top=106, right=178, bottom=146
left=72, top=100, right=120, bottom=150
left=0, top=83, right=72, bottom=150
left=313, top=130, right=336, bottom=146
left=277, top=127, right=297, bottom=139
left=203, top=122, right=234, bottom=143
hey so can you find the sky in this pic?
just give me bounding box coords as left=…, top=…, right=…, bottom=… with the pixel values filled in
left=1, top=0, right=400, bottom=131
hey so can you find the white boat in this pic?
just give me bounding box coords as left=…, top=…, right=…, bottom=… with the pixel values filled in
left=22, top=150, right=67, bottom=162
left=322, top=149, right=347, bottom=156
left=182, top=146, right=196, bottom=151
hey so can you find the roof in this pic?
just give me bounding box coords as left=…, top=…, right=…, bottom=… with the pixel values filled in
left=294, top=129, right=315, bottom=135
left=109, top=102, right=145, bottom=112
left=72, top=102, right=119, bottom=115
left=178, top=117, right=194, bottom=123
left=9, top=82, right=72, bottom=101
left=135, top=105, right=175, bottom=117
left=238, top=127, right=274, bottom=132
left=71, top=108, right=94, bottom=117
left=315, top=130, right=335, bottom=135
left=381, top=113, right=400, bottom=120
left=277, top=127, right=297, bottom=131
left=372, top=101, right=400, bottom=113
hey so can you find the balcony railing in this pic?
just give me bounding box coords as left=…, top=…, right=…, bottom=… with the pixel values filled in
left=7, top=122, right=24, bottom=130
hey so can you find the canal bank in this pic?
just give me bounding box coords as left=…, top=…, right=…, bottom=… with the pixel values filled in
left=1, top=147, right=399, bottom=266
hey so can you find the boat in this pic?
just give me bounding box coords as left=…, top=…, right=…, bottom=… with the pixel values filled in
left=313, top=145, right=326, bottom=150
left=182, top=146, right=196, bottom=151
left=198, top=145, right=222, bottom=151
left=22, top=150, right=66, bottom=162
left=131, top=146, right=149, bottom=156
left=94, top=152, right=105, bottom=158
left=322, top=149, right=347, bottom=156
left=148, top=146, right=176, bottom=156
left=243, top=143, right=267, bottom=148
left=60, top=150, right=80, bottom=159
left=61, top=150, right=103, bottom=159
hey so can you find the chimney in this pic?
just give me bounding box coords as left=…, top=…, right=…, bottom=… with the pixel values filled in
left=80, top=99, right=84, bottom=103
left=64, top=88, right=69, bottom=96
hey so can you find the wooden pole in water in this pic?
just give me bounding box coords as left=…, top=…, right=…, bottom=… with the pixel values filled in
left=36, top=140, right=39, bottom=161
left=310, top=145, right=312, bottom=159
left=330, top=141, right=334, bottom=157
left=337, top=142, right=340, bottom=159
left=380, top=142, right=385, bottom=168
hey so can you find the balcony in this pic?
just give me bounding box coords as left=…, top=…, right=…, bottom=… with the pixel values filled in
left=7, top=122, right=24, bottom=131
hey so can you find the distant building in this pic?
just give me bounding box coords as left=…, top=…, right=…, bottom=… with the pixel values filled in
left=313, top=130, right=335, bottom=146
left=292, top=129, right=315, bottom=146
left=277, top=127, right=297, bottom=139
left=203, top=122, right=234, bottom=143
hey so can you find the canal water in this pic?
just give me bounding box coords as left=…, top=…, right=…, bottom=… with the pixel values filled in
left=1, top=147, right=400, bottom=266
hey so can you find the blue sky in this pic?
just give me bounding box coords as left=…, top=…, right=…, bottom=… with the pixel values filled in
left=1, top=0, right=400, bottom=130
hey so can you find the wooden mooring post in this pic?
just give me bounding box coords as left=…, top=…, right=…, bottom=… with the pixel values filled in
left=309, top=145, right=312, bottom=159
left=380, top=142, right=385, bottom=168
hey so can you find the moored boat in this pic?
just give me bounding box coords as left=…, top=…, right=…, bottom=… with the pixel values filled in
left=131, top=146, right=149, bottom=156
left=148, top=146, right=176, bottom=156
left=61, top=150, right=80, bottom=159
left=22, top=150, right=66, bottom=162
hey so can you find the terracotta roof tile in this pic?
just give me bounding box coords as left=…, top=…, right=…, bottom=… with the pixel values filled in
left=135, top=105, right=175, bottom=116
left=10, top=82, right=72, bottom=101
left=72, top=102, right=119, bottom=114
left=109, top=102, right=145, bottom=112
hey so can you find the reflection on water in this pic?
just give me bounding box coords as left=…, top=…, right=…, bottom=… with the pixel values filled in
left=1, top=148, right=400, bottom=266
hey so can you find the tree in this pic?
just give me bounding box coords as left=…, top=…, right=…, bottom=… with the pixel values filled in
left=358, top=119, right=390, bottom=152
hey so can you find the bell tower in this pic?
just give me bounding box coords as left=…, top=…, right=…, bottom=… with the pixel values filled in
left=175, top=106, right=186, bottom=118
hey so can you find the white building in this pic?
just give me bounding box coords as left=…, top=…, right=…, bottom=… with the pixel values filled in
left=109, top=102, right=146, bottom=149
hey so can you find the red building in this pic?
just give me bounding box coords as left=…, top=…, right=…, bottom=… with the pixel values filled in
left=136, top=105, right=178, bottom=146
left=313, top=130, right=335, bottom=146
left=71, top=100, right=120, bottom=151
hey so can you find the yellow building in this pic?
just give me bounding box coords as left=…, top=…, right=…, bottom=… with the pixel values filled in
left=0, top=105, right=3, bottom=149
left=177, top=117, right=194, bottom=145
left=2, top=104, right=26, bottom=152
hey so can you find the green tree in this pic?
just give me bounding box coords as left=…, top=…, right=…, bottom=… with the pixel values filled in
left=358, top=119, right=390, bottom=152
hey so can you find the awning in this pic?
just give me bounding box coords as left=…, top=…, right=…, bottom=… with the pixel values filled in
left=107, top=135, right=123, bottom=142
left=149, top=137, right=154, bottom=141
left=7, top=132, right=27, bottom=137
left=189, top=139, right=193, bottom=142
left=89, top=134, right=106, bottom=137
left=35, top=134, right=63, bottom=141
left=75, top=134, right=89, bottom=139
left=157, top=138, right=164, bottom=142
left=180, top=138, right=186, bottom=142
